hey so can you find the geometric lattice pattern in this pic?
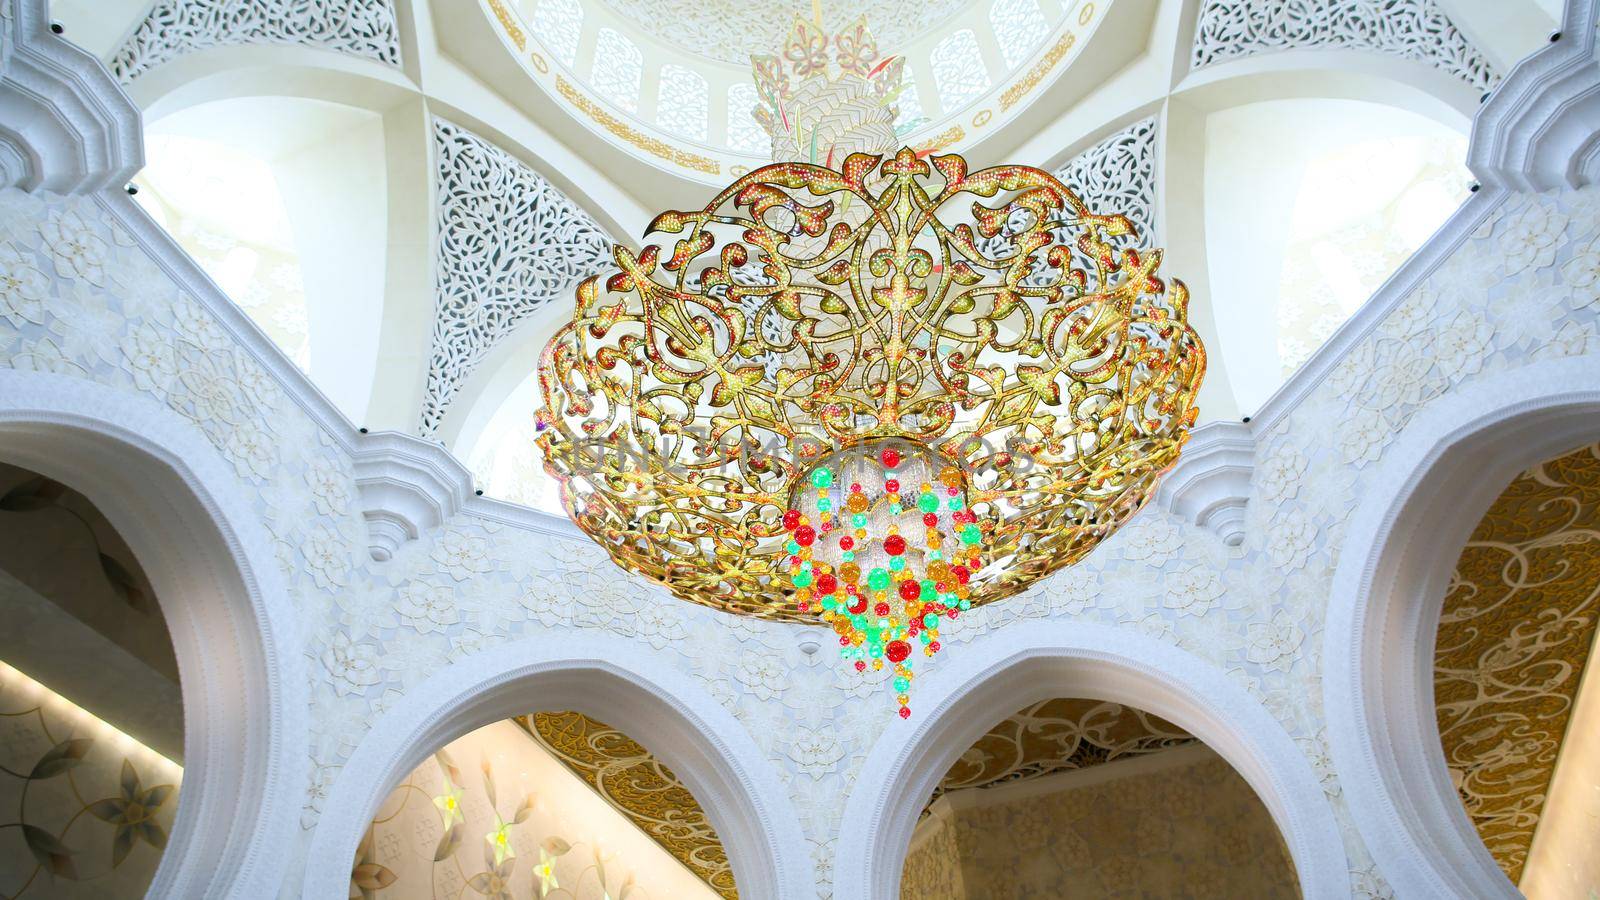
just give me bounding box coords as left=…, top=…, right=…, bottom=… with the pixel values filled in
left=421, top=118, right=613, bottom=436
left=1435, top=441, right=1600, bottom=882
left=109, top=0, right=401, bottom=83
left=1191, top=0, right=1499, bottom=93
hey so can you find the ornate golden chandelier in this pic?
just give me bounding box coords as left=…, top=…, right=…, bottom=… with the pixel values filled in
left=535, top=148, right=1204, bottom=717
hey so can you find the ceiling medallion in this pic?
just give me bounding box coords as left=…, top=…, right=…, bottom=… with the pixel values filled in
left=535, top=148, right=1205, bottom=717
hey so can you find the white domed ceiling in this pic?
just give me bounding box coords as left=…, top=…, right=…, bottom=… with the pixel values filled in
left=593, top=0, right=974, bottom=64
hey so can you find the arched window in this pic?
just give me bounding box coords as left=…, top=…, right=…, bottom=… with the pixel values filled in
left=591, top=28, right=643, bottom=113
left=989, top=0, right=1048, bottom=68
left=658, top=64, right=710, bottom=141
left=930, top=30, right=990, bottom=114
left=894, top=70, right=929, bottom=134
left=531, top=0, right=583, bottom=67
left=726, top=83, right=767, bottom=154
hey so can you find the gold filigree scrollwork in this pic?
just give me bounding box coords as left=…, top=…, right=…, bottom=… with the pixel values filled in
left=1436, top=441, right=1600, bottom=882
left=518, top=712, right=738, bottom=898
left=536, top=148, right=1204, bottom=619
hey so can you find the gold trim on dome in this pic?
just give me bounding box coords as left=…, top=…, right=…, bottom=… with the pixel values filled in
left=929, top=698, right=1194, bottom=808
left=484, top=0, right=525, bottom=51
left=1435, top=441, right=1600, bottom=882
left=556, top=76, right=723, bottom=176
left=1001, top=31, right=1077, bottom=111
left=914, top=124, right=965, bottom=154
left=516, top=712, right=738, bottom=898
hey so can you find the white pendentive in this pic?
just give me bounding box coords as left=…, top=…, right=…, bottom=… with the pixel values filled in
left=1156, top=421, right=1255, bottom=547
left=1190, top=0, right=1500, bottom=93
left=108, top=0, right=402, bottom=83
left=420, top=118, right=614, bottom=436
left=0, top=0, right=142, bottom=193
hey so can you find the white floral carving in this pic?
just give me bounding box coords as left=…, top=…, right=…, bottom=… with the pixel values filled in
left=785, top=726, right=845, bottom=779
left=396, top=580, right=460, bottom=634
left=421, top=119, right=613, bottom=436
left=306, top=459, right=353, bottom=516
left=1190, top=0, right=1498, bottom=92
left=1163, top=565, right=1225, bottom=616
left=303, top=524, right=352, bottom=589
left=322, top=631, right=382, bottom=695
left=38, top=210, right=108, bottom=285
left=430, top=527, right=493, bottom=581
left=110, top=0, right=401, bottom=83
left=1244, top=610, right=1306, bottom=673
left=1499, top=203, right=1570, bottom=273
left=0, top=242, right=48, bottom=327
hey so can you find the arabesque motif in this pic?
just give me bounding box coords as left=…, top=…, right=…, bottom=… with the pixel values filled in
left=535, top=148, right=1205, bottom=626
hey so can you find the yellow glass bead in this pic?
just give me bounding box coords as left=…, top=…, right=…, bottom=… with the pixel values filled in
left=846, top=493, right=868, bottom=513
left=939, top=465, right=962, bottom=488
left=872, top=659, right=884, bottom=671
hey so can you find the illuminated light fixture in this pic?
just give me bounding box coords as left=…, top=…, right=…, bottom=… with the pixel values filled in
left=535, top=148, right=1205, bottom=717
left=750, top=14, right=911, bottom=164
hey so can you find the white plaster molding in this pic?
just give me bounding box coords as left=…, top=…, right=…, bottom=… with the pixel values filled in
left=108, top=0, right=402, bottom=84
left=421, top=117, right=614, bottom=437
left=300, top=631, right=816, bottom=900
left=0, top=368, right=306, bottom=898
left=834, top=621, right=1348, bottom=900
left=1323, top=356, right=1600, bottom=899
left=1189, top=0, right=1500, bottom=93
left=1468, top=0, right=1600, bottom=192
left=1157, top=420, right=1254, bottom=546
left=350, top=429, right=472, bottom=561
left=0, top=0, right=142, bottom=193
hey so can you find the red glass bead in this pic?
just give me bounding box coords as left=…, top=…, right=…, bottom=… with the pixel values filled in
left=898, top=706, right=911, bottom=719
left=839, top=536, right=854, bottom=550
left=922, top=512, right=938, bottom=527
left=929, top=641, right=941, bottom=653
left=855, top=660, right=867, bottom=672
left=883, top=534, right=906, bottom=556
left=798, top=600, right=810, bottom=612
left=886, top=640, right=910, bottom=662
left=839, top=635, right=850, bottom=646
left=848, top=595, right=869, bottom=615
left=874, top=602, right=891, bottom=617
left=880, top=447, right=901, bottom=469
left=884, top=478, right=900, bottom=493
left=952, top=565, right=970, bottom=584
left=817, top=573, right=837, bottom=594
left=850, top=482, right=862, bottom=492
left=783, top=509, right=800, bottom=530
left=794, top=525, right=816, bottom=546
left=898, top=580, right=919, bottom=601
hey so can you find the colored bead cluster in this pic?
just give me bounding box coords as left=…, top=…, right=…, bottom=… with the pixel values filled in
left=785, top=446, right=982, bottom=719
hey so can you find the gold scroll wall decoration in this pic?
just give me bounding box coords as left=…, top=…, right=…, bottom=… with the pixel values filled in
left=1435, top=441, right=1600, bottom=882
left=928, top=698, right=1194, bottom=810
left=535, top=148, right=1204, bottom=621
left=516, top=712, right=738, bottom=899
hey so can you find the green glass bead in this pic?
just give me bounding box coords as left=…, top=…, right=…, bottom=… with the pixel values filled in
left=959, top=599, right=971, bottom=610
left=889, top=556, right=906, bottom=572
left=919, top=630, right=931, bottom=644
left=948, top=496, right=965, bottom=511
left=786, top=539, right=801, bottom=555
left=841, top=550, right=855, bottom=562
left=888, top=503, right=902, bottom=515
left=792, top=571, right=813, bottom=588
left=816, top=497, right=832, bottom=512
left=867, top=568, right=890, bottom=591
left=923, top=613, right=939, bottom=628
left=852, top=513, right=867, bottom=528
left=893, top=676, right=910, bottom=692
left=799, top=560, right=812, bottom=572
left=868, top=643, right=884, bottom=658
left=920, top=581, right=935, bottom=600
left=960, top=524, right=981, bottom=544
left=928, top=550, right=942, bottom=561
left=811, top=467, right=833, bottom=488
left=918, top=492, right=938, bottom=513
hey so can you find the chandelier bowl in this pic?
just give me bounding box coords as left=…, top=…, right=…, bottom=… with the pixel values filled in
left=535, top=148, right=1205, bottom=629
